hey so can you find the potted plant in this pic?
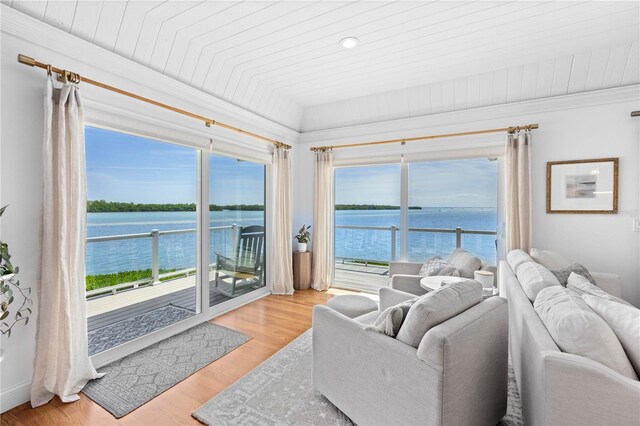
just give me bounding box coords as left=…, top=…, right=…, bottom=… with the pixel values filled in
left=294, top=225, right=311, bottom=252
left=1, top=205, right=32, bottom=344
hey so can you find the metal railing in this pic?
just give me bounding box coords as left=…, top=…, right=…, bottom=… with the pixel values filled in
left=335, top=224, right=496, bottom=263
left=86, top=225, right=236, bottom=297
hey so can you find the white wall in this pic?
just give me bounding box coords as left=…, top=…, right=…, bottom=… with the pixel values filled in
left=294, top=87, right=640, bottom=307
left=0, top=8, right=299, bottom=412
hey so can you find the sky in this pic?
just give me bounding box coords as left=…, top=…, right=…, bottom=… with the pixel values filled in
left=335, top=158, right=498, bottom=208
left=86, top=127, right=496, bottom=208
left=85, top=126, right=265, bottom=204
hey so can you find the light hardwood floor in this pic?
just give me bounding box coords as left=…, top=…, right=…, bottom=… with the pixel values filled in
left=1, top=288, right=360, bottom=426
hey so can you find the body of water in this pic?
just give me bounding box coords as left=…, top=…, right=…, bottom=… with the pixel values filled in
left=86, top=208, right=497, bottom=276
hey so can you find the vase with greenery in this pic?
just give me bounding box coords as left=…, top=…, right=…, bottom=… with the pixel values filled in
left=1, top=205, right=32, bottom=341
left=294, top=225, right=311, bottom=252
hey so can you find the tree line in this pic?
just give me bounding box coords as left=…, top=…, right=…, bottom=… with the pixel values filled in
left=87, top=200, right=422, bottom=212
left=87, top=200, right=264, bottom=212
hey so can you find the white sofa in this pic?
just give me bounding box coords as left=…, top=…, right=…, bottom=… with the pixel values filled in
left=501, top=259, right=640, bottom=426
left=312, top=287, right=509, bottom=426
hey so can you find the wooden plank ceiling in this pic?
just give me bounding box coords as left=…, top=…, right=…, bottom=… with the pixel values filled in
left=4, top=1, right=639, bottom=131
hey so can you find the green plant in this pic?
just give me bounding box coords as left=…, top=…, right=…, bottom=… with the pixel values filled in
left=0, top=205, right=32, bottom=338
left=294, top=225, right=311, bottom=244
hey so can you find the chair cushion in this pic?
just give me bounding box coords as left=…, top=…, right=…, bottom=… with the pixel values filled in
left=364, top=306, right=404, bottom=337
left=567, top=273, right=633, bottom=307
left=516, top=261, right=561, bottom=303
left=583, top=295, right=640, bottom=376
left=550, top=263, right=596, bottom=286
left=327, top=295, right=378, bottom=319
left=534, top=286, right=638, bottom=380
left=447, top=248, right=481, bottom=278
left=396, top=279, right=483, bottom=348
left=506, top=249, right=534, bottom=272
left=529, top=248, right=571, bottom=270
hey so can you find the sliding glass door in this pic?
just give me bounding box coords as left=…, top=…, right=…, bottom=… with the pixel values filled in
left=408, top=158, right=498, bottom=264
left=84, top=127, right=199, bottom=355
left=333, top=157, right=498, bottom=290
left=208, top=154, right=266, bottom=307
left=334, top=164, right=401, bottom=289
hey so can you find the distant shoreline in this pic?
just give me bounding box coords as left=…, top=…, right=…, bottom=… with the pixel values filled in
left=87, top=200, right=495, bottom=213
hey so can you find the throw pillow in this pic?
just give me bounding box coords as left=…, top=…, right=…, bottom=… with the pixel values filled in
left=551, top=263, right=596, bottom=286
left=516, top=261, right=561, bottom=303
left=438, top=265, right=460, bottom=277
left=534, top=286, right=638, bottom=380
left=530, top=248, right=571, bottom=270
left=396, top=279, right=483, bottom=348
left=418, top=256, right=448, bottom=277
left=583, top=295, right=640, bottom=376
left=506, top=249, right=535, bottom=272
left=447, top=248, right=482, bottom=278
left=567, top=272, right=633, bottom=307
left=364, top=306, right=404, bottom=337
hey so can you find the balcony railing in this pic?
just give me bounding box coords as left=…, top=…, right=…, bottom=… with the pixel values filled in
left=335, top=224, right=496, bottom=264
left=85, top=225, right=236, bottom=298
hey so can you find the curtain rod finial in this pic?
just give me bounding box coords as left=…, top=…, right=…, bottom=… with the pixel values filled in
left=17, top=54, right=36, bottom=67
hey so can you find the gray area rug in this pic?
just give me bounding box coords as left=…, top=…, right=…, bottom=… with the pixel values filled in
left=83, top=321, right=249, bottom=418
left=88, top=305, right=194, bottom=355
left=193, top=329, right=524, bottom=426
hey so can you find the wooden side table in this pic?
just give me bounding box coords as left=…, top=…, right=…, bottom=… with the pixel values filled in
left=293, top=251, right=312, bottom=290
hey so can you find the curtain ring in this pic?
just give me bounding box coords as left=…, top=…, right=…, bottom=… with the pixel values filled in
left=46, top=64, right=52, bottom=76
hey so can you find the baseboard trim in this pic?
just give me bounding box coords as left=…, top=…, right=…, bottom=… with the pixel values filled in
left=0, top=380, right=31, bottom=413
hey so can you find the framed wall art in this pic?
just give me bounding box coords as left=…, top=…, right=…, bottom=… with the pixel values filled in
left=546, top=158, right=618, bottom=214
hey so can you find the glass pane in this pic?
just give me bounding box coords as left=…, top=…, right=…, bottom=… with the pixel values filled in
left=334, top=164, right=400, bottom=285
left=85, top=126, right=198, bottom=355
left=408, top=158, right=498, bottom=263
left=209, top=154, right=266, bottom=307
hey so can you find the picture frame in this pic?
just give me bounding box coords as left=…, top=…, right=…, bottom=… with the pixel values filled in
left=546, top=158, right=618, bottom=214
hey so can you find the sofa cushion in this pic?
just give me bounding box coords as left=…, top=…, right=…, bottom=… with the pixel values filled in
left=583, top=295, right=640, bottom=376
left=516, top=261, right=561, bottom=303
left=530, top=248, right=571, bottom=270
left=447, top=248, right=481, bottom=278
left=551, top=263, right=596, bottom=286
left=534, top=286, right=638, bottom=380
left=567, top=272, right=633, bottom=307
left=364, top=306, right=404, bottom=337
left=396, top=279, right=483, bottom=348
left=507, top=249, right=534, bottom=272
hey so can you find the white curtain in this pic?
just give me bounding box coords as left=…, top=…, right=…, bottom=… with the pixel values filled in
left=270, top=147, right=294, bottom=295
left=312, top=150, right=334, bottom=291
left=505, top=132, right=531, bottom=252
left=31, top=78, right=102, bottom=407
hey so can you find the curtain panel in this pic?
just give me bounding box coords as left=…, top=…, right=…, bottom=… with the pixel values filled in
left=270, top=147, right=294, bottom=294
left=505, top=132, right=531, bottom=252
left=31, top=79, right=102, bottom=407
left=312, top=151, right=334, bottom=291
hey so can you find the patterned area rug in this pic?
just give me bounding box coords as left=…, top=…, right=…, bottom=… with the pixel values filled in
left=83, top=322, right=249, bottom=418
left=193, top=329, right=524, bottom=426
left=88, top=305, right=195, bottom=355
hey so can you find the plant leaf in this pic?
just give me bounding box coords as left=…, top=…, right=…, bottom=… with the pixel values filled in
left=0, top=311, right=8, bottom=320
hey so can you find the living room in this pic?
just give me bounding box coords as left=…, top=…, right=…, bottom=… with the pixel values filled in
left=1, top=1, right=639, bottom=425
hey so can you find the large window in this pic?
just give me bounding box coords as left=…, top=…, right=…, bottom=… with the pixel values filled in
left=209, top=154, right=266, bottom=307
left=84, top=127, right=199, bottom=355
left=333, top=157, right=498, bottom=289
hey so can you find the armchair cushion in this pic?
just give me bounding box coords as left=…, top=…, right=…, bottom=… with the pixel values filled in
left=447, top=248, right=481, bottom=278
left=396, top=279, right=483, bottom=348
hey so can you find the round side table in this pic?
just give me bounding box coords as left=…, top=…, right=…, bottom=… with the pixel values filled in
left=419, top=276, right=468, bottom=292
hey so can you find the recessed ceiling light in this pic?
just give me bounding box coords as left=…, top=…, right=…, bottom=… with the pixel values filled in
left=339, top=37, right=359, bottom=49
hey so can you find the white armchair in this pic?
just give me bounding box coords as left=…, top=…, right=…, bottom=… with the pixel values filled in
left=312, top=288, right=509, bottom=426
